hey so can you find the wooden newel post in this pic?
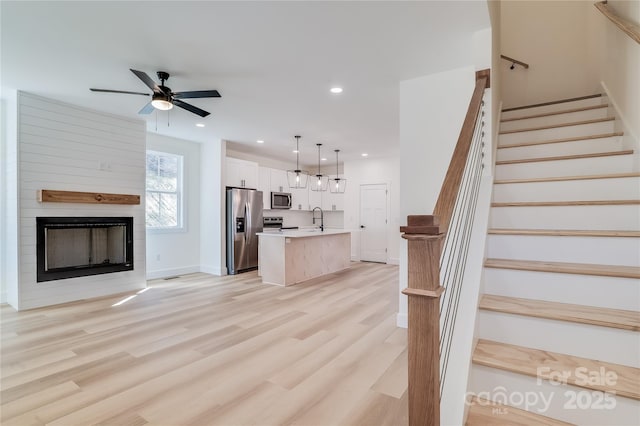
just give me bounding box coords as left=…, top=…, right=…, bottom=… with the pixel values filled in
left=400, top=215, right=445, bottom=426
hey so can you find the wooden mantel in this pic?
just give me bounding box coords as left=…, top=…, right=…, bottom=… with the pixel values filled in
left=38, top=189, right=140, bottom=205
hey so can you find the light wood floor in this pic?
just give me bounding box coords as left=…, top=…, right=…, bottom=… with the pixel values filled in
left=0, top=262, right=407, bottom=426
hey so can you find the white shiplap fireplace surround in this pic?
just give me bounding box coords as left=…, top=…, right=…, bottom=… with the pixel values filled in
left=4, top=92, right=146, bottom=310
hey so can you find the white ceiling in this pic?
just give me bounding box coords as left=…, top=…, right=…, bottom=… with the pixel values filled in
left=1, top=1, right=489, bottom=167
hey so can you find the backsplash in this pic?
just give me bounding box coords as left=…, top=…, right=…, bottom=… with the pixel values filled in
left=264, top=210, right=344, bottom=229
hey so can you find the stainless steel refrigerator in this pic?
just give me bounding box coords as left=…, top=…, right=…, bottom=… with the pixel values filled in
left=226, top=188, right=263, bottom=274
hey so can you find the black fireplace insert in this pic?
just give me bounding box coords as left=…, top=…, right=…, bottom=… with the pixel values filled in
left=36, top=217, right=134, bottom=282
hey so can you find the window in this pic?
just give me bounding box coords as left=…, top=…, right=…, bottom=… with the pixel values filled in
left=145, top=151, right=183, bottom=229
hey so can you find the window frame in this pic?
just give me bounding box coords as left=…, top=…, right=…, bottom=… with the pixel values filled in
left=145, top=150, right=185, bottom=232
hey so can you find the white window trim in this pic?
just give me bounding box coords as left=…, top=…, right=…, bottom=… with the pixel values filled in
left=146, top=150, right=185, bottom=232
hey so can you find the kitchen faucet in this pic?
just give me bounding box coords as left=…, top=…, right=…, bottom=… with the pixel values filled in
left=312, top=207, right=324, bottom=232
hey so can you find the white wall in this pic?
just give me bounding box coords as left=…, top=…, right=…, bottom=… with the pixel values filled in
left=8, top=92, right=146, bottom=310
left=343, top=156, right=400, bottom=263
left=1, top=89, right=19, bottom=306
left=146, top=133, right=201, bottom=279
left=398, top=65, right=477, bottom=327
left=500, top=1, right=600, bottom=108
left=200, top=138, right=226, bottom=275
left=587, top=0, right=640, bottom=145
left=489, top=0, right=502, bottom=175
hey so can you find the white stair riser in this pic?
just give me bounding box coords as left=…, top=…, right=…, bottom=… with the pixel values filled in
left=492, top=177, right=640, bottom=202
left=495, top=155, right=638, bottom=180
left=477, top=312, right=640, bottom=367
left=490, top=205, right=640, bottom=230
left=470, top=365, right=640, bottom=425
left=483, top=268, right=640, bottom=311
left=486, top=234, right=640, bottom=266
left=499, top=121, right=615, bottom=145
left=500, top=108, right=610, bottom=132
left=497, top=137, right=623, bottom=161
left=501, top=97, right=607, bottom=120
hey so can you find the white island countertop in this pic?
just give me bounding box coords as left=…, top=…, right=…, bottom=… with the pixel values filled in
left=256, top=228, right=352, bottom=238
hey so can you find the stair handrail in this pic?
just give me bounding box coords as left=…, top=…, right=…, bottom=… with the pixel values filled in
left=400, top=69, right=490, bottom=426
left=500, top=54, right=530, bottom=69
left=594, top=1, right=640, bottom=44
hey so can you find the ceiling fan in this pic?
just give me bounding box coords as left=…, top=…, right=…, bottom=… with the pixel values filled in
left=90, top=69, right=221, bottom=117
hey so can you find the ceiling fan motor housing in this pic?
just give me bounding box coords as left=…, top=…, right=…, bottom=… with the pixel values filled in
left=157, top=71, right=170, bottom=82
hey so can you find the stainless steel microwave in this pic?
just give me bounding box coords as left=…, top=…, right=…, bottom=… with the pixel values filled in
left=271, top=192, right=291, bottom=209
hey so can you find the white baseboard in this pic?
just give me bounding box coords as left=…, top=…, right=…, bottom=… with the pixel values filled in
left=396, top=312, right=408, bottom=329
left=387, top=257, right=399, bottom=265
left=200, top=265, right=227, bottom=276
left=350, top=255, right=360, bottom=262
left=146, top=266, right=200, bottom=280
left=0, top=292, right=6, bottom=305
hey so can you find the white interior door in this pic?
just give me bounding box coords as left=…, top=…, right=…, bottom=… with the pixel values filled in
left=360, top=184, right=387, bottom=263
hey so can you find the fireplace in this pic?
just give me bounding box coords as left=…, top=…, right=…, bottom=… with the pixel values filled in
left=36, top=217, right=134, bottom=282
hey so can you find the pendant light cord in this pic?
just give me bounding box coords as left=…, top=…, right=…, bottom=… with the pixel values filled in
left=295, top=135, right=301, bottom=172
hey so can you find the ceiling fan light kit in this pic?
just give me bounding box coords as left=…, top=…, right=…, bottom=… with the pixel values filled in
left=151, top=93, right=173, bottom=110
left=287, top=135, right=309, bottom=189
left=90, top=69, right=221, bottom=117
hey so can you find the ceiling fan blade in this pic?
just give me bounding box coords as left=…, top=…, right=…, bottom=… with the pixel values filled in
left=173, top=99, right=210, bottom=117
left=130, top=69, right=166, bottom=95
left=90, top=88, right=149, bottom=96
left=138, top=102, right=155, bottom=115
left=172, top=90, right=221, bottom=99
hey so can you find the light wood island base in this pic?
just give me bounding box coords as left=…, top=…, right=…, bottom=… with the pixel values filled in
left=258, top=230, right=351, bottom=286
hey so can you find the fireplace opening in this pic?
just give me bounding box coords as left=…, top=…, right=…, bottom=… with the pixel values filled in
left=37, top=217, right=134, bottom=282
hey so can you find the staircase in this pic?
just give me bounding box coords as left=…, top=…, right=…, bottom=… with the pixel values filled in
left=466, top=94, right=640, bottom=425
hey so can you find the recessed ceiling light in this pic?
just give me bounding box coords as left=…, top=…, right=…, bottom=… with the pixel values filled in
left=292, top=150, right=299, bottom=153
left=321, top=157, right=327, bottom=161
left=361, top=153, right=369, bottom=157
left=330, top=87, right=343, bottom=94
left=195, top=123, right=205, bottom=128
left=257, top=140, right=264, bottom=144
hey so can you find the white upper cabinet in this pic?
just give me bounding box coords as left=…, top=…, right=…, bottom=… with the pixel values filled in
left=308, top=187, right=322, bottom=211
left=226, top=157, right=259, bottom=189
left=257, top=166, right=271, bottom=209
left=321, top=185, right=344, bottom=211
left=269, top=169, right=288, bottom=193
left=290, top=187, right=308, bottom=211
left=231, top=163, right=343, bottom=211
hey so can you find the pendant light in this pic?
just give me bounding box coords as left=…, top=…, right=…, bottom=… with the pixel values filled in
left=329, top=149, right=346, bottom=193
left=287, top=135, right=309, bottom=189
left=310, top=143, right=329, bottom=192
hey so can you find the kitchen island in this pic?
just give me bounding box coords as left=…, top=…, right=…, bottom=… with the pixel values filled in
left=257, top=229, right=351, bottom=286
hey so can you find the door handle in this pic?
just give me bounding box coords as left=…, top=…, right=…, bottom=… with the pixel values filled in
left=360, top=225, right=365, bottom=229
left=245, top=203, right=251, bottom=243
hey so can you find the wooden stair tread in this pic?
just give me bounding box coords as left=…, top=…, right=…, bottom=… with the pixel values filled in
left=499, top=117, right=614, bottom=135
left=484, top=258, right=640, bottom=279
left=494, top=172, right=640, bottom=184
left=488, top=228, right=640, bottom=237
left=473, top=339, right=640, bottom=400
left=501, top=104, right=609, bottom=123
left=492, top=200, right=640, bottom=207
left=496, top=150, right=633, bottom=165
left=480, top=294, right=640, bottom=331
left=466, top=397, right=574, bottom=426
left=502, top=94, right=602, bottom=113
left=498, top=132, right=624, bottom=149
